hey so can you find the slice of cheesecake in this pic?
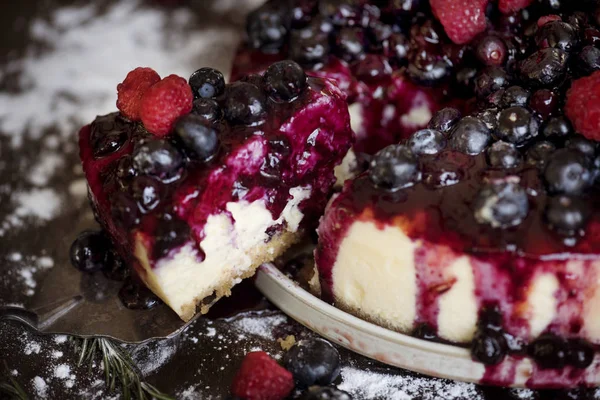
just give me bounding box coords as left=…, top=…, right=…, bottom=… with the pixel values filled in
left=79, top=61, right=353, bottom=321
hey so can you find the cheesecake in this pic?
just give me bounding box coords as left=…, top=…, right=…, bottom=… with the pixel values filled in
left=79, top=61, right=353, bottom=321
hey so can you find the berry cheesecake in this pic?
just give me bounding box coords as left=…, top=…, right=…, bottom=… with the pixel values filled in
left=309, top=0, right=600, bottom=388
left=79, top=61, right=353, bottom=321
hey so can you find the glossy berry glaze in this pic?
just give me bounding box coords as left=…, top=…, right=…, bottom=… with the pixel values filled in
left=79, top=72, right=352, bottom=285
left=309, top=0, right=600, bottom=388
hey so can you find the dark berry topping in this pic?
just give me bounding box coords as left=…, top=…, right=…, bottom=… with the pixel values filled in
left=535, top=21, right=579, bottom=53
left=474, top=179, right=529, bottom=228
left=519, top=48, right=568, bottom=87
left=302, top=386, right=353, bottom=400
left=422, top=150, right=469, bottom=188
left=471, top=329, right=508, bottom=365
left=110, top=192, right=141, bottom=229
left=132, top=139, right=183, bottom=183
left=335, top=27, right=366, bottom=62
left=246, top=2, right=290, bottom=53
left=567, top=339, right=595, bottom=369
left=102, top=252, right=129, bottom=282
left=544, top=149, right=592, bottom=194
left=496, top=106, right=539, bottom=146
left=476, top=35, right=508, bottom=66
left=542, top=116, right=572, bottom=138
left=428, top=107, right=461, bottom=133
left=529, top=334, right=568, bottom=369
left=289, top=25, right=331, bottom=65
left=526, top=140, right=556, bottom=169
left=131, top=176, right=163, bottom=214
left=263, top=60, right=307, bottom=102
left=282, top=338, right=341, bottom=388
left=501, top=86, right=530, bottom=108
left=119, top=276, right=161, bottom=310
left=565, top=136, right=597, bottom=160
left=115, top=155, right=137, bottom=188
left=474, top=66, right=509, bottom=99
left=407, top=129, right=446, bottom=155
left=369, top=144, right=421, bottom=191
left=545, top=195, right=591, bottom=235
left=224, top=82, right=267, bottom=125
left=487, top=141, right=523, bottom=169
left=90, top=113, right=130, bottom=158
left=577, top=46, right=600, bottom=76
left=449, top=116, right=492, bottom=155
left=174, top=114, right=220, bottom=162
left=70, top=230, right=114, bottom=273
left=188, top=67, right=225, bottom=99
left=191, top=98, right=222, bottom=123
left=153, top=214, right=191, bottom=259
left=352, top=54, right=392, bottom=85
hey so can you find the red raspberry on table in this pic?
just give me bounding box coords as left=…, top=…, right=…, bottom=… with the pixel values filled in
left=565, top=71, right=600, bottom=141
left=430, top=0, right=488, bottom=45
left=230, top=351, right=294, bottom=400
left=116, top=67, right=161, bottom=121
left=499, top=0, right=534, bottom=13
left=140, top=74, right=193, bottom=137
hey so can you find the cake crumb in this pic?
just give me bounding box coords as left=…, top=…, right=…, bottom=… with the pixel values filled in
left=277, top=335, right=296, bottom=351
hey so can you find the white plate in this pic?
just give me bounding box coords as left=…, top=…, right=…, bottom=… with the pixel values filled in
left=255, top=263, right=600, bottom=388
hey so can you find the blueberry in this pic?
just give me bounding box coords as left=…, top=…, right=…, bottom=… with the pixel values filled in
left=526, top=141, right=556, bottom=169
left=263, top=60, right=307, bottom=102
left=246, top=2, right=290, bottom=53
left=449, top=116, right=492, bottom=155
left=500, top=86, right=530, bottom=108
left=352, top=54, right=392, bottom=85
left=302, top=386, right=353, bottom=400
left=477, top=108, right=500, bottom=131
left=584, top=28, right=600, bottom=46
left=188, top=67, right=225, bottom=99
left=519, top=48, right=568, bottom=87
left=535, top=21, right=579, bottom=53
left=153, top=214, right=191, bottom=259
left=545, top=195, right=591, bottom=234
left=428, top=107, right=461, bottom=134
left=115, top=155, right=137, bottom=188
left=565, top=136, right=597, bottom=159
left=529, top=334, right=568, bottom=369
left=474, top=66, right=510, bottom=99
left=544, top=149, right=593, bottom=194
left=476, top=35, right=507, bottom=66
left=576, top=46, right=600, bottom=76
left=290, top=0, right=318, bottom=28
left=334, top=27, right=365, bottom=62
left=131, top=176, right=162, bottom=214
left=471, top=329, right=507, bottom=365
left=70, top=230, right=113, bottom=273
left=367, top=21, right=393, bottom=53
left=369, top=144, right=420, bottom=191
left=282, top=338, right=341, bottom=388
left=567, top=339, right=595, bottom=369
left=487, top=141, right=523, bottom=169
left=223, top=82, right=267, bottom=125
left=111, top=192, right=141, bottom=229
left=132, top=139, right=183, bottom=183
left=191, top=98, right=222, bottom=123
left=90, top=113, right=131, bottom=158
left=289, top=25, right=331, bottom=65
left=119, top=277, right=160, bottom=310
left=318, top=0, right=358, bottom=26
left=496, top=107, right=539, bottom=146
left=408, top=129, right=446, bottom=155
left=383, top=33, right=410, bottom=66
left=407, top=52, right=451, bottom=86
left=174, top=114, right=220, bottom=162
left=474, top=179, right=529, bottom=228
left=542, top=116, right=572, bottom=138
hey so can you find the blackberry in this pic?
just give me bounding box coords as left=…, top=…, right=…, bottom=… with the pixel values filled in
left=188, top=67, right=225, bottom=99
left=90, top=113, right=131, bottom=158
left=519, top=48, right=568, bottom=87
left=496, top=106, right=539, bottom=146
left=263, top=60, right=307, bottom=102
left=449, top=116, right=492, bottom=155
left=369, top=144, right=420, bottom=191
left=535, top=21, right=579, bottom=53
left=474, top=179, right=529, bottom=228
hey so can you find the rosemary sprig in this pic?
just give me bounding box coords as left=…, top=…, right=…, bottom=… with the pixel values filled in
left=0, top=361, right=28, bottom=400
left=75, top=337, right=174, bottom=400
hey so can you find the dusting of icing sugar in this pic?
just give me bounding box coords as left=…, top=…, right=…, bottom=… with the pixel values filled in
left=0, top=188, right=62, bottom=237
left=54, top=335, right=68, bottom=344
left=24, top=341, right=42, bottom=355
left=0, top=0, right=243, bottom=148
left=4, top=254, right=55, bottom=297
left=33, top=376, right=48, bottom=399
left=338, top=367, right=482, bottom=400
left=28, top=151, right=65, bottom=186
left=230, top=312, right=288, bottom=339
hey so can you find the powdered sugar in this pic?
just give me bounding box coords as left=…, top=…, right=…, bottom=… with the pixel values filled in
left=32, top=376, right=48, bottom=399
left=4, top=253, right=55, bottom=297
left=231, top=312, right=288, bottom=339
left=0, top=188, right=63, bottom=237
left=24, top=341, right=42, bottom=355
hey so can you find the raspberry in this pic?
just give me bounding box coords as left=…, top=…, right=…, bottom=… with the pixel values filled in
left=116, top=67, right=161, bottom=121
left=140, top=75, right=193, bottom=137
left=430, top=0, right=488, bottom=45
left=537, top=15, right=561, bottom=28
left=230, top=352, right=294, bottom=400
left=565, top=71, right=600, bottom=141
left=498, top=0, right=534, bottom=14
